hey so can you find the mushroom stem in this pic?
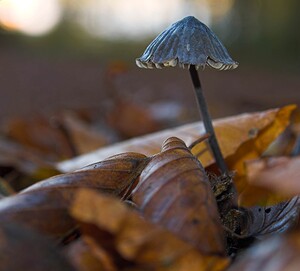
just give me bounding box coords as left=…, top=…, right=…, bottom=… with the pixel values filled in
left=189, top=65, right=227, bottom=174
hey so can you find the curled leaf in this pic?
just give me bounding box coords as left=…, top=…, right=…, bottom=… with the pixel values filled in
left=0, top=153, right=148, bottom=238
left=228, top=232, right=300, bottom=271
left=0, top=189, right=76, bottom=238
left=225, top=105, right=296, bottom=206
left=70, top=188, right=229, bottom=271
left=244, top=196, right=300, bottom=238
left=24, top=152, right=149, bottom=197
left=132, top=137, right=226, bottom=255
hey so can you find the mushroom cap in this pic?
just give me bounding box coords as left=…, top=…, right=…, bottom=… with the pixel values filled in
left=136, top=16, right=238, bottom=70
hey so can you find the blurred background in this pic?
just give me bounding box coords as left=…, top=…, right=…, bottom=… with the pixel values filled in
left=0, top=0, right=299, bottom=148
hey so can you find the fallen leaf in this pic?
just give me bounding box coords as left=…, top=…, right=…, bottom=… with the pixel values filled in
left=0, top=177, right=15, bottom=197
left=0, top=189, right=76, bottom=238
left=246, top=156, right=300, bottom=198
left=0, top=153, right=148, bottom=238
left=58, top=106, right=296, bottom=172
left=56, top=111, right=108, bottom=155
left=244, top=196, right=300, bottom=238
left=132, top=137, right=226, bottom=255
left=4, top=110, right=108, bottom=162
left=107, top=99, right=161, bottom=138
left=24, top=152, right=149, bottom=197
left=224, top=105, right=296, bottom=205
left=70, top=188, right=229, bottom=271
left=5, top=116, right=75, bottom=160
left=0, top=138, right=61, bottom=191
left=228, top=232, right=300, bottom=271
left=263, top=126, right=297, bottom=157
left=0, top=222, right=75, bottom=271
left=194, top=105, right=295, bottom=166
left=64, top=238, right=116, bottom=271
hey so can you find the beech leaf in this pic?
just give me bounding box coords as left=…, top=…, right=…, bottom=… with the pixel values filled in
left=244, top=196, right=300, bottom=238
left=70, top=188, right=229, bottom=271
left=246, top=156, right=300, bottom=198
left=225, top=104, right=296, bottom=206
left=24, top=152, right=149, bottom=196
left=64, top=238, right=116, bottom=271
left=132, top=137, right=226, bottom=255
left=5, top=116, right=76, bottom=160
left=0, top=152, right=148, bottom=238
left=0, top=189, right=76, bottom=238
left=228, top=232, right=300, bottom=271
left=58, top=106, right=296, bottom=173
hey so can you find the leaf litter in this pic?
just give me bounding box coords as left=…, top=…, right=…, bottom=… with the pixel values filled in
left=0, top=106, right=299, bottom=270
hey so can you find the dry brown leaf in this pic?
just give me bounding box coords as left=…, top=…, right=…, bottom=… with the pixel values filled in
left=0, top=177, right=15, bottom=197
left=194, top=105, right=295, bottom=165
left=132, top=137, right=226, bottom=255
left=0, top=138, right=61, bottom=191
left=107, top=99, right=161, bottom=138
left=24, top=152, right=149, bottom=197
left=228, top=232, right=300, bottom=271
left=246, top=156, right=300, bottom=198
left=64, top=238, right=116, bottom=271
left=0, top=222, right=75, bottom=271
left=244, top=196, right=300, bottom=238
left=0, top=189, right=76, bottom=238
left=0, top=153, right=148, bottom=238
left=224, top=105, right=296, bottom=206
left=5, top=116, right=75, bottom=160
left=70, top=188, right=229, bottom=271
left=4, top=111, right=108, bottom=161
left=58, top=106, right=295, bottom=172
left=57, top=111, right=108, bottom=155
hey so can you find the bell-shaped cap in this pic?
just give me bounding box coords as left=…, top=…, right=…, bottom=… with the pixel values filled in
left=136, top=16, right=238, bottom=70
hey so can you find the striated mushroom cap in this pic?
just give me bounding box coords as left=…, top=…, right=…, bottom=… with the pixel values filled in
left=136, top=16, right=238, bottom=70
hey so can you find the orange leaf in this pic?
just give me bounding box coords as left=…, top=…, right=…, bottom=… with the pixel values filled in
left=58, top=106, right=295, bottom=172
left=65, top=238, right=116, bottom=271
left=225, top=105, right=296, bottom=205
left=70, top=189, right=229, bottom=271
left=245, top=156, right=300, bottom=199
left=132, top=137, right=226, bottom=255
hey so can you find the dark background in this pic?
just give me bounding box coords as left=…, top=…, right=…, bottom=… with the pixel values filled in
left=0, top=0, right=299, bottom=123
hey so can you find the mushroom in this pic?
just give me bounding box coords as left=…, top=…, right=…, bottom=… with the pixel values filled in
left=136, top=16, right=238, bottom=174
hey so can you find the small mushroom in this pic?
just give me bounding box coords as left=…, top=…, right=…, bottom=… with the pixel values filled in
left=136, top=16, right=238, bottom=174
